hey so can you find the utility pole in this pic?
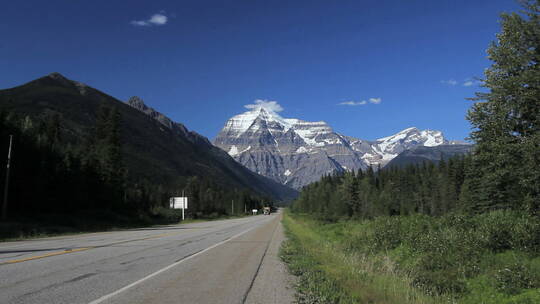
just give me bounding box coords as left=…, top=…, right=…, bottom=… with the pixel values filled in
left=182, top=190, right=185, bottom=221
left=231, top=200, right=234, bottom=216
left=2, top=135, right=13, bottom=221
left=244, top=203, right=246, bottom=214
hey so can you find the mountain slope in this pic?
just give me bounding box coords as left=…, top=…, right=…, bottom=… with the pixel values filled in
left=214, top=105, right=459, bottom=189
left=385, top=144, right=473, bottom=168
left=0, top=73, right=297, bottom=201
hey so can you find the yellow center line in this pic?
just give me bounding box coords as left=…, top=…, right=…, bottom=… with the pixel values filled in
left=0, top=247, right=94, bottom=265
left=0, top=230, right=186, bottom=265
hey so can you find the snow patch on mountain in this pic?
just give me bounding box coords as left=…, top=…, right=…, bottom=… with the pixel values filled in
left=296, top=146, right=308, bottom=153
left=224, top=106, right=336, bottom=148
left=227, top=107, right=294, bottom=137
left=372, top=127, right=447, bottom=161
left=422, top=130, right=445, bottom=146
left=229, top=145, right=251, bottom=156
left=214, top=103, right=453, bottom=189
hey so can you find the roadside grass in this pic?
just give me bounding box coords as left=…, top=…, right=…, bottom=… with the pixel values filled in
left=281, top=210, right=540, bottom=304
left=281, top=212, right=440, bottom=304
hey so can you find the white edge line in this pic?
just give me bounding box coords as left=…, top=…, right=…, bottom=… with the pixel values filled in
left=87, top=225, right=259, bottom=304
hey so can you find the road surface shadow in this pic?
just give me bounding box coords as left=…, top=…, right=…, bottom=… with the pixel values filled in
left=0, top=247, right=68, bottom=254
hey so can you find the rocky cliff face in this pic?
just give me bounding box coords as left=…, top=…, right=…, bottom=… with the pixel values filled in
left=214, top=105, right=451, bottom=189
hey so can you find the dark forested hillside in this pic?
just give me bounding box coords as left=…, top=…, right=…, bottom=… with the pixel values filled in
left=385, top=144, right=473, bottom=168
left=0, top=73, right=296, bottom=226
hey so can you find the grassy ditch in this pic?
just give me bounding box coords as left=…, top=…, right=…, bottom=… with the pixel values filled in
left=280, top=210, right=540, bottom=304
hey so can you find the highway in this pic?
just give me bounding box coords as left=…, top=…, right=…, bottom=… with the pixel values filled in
left=0, top=211, right=294, bottom=304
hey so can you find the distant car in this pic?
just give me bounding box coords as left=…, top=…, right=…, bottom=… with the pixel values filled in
left=263, top=207, right=271, bottom=215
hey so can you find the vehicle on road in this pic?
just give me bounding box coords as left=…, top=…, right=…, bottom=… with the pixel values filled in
left=263, top=207, right=271, bottom=215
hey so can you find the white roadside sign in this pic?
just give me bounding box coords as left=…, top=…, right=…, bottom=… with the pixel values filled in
left=170, top=197, right=188, bottom=221
left=170, top=197, right=188, bottom=209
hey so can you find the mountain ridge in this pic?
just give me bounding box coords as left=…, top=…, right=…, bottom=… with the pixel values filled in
left=214, top=104, right=469, bottom=189
left=385, top=144, right=474, bottom=168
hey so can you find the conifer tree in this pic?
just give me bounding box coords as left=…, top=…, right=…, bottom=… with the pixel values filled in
left=94, top=104, right=124, bottom=187
left=340, top=171, right=358, bottom=216
left=466, top=1, right=540, bottom=213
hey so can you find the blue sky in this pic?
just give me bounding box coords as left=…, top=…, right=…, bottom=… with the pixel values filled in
left=0, top=0, right=522, bottom=141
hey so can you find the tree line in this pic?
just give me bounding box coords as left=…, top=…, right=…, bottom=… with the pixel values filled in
left=291, top=157, right=471, bottom=219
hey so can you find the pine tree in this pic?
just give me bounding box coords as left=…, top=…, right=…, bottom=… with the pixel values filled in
left=340, top=171, right=358, bottom=216
left=466, top=1, right=540, bottom=213
left=95, top=104, right=124, bottom=186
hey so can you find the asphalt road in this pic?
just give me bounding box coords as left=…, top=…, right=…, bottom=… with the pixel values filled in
left=0, top=211, right=293, bottom=304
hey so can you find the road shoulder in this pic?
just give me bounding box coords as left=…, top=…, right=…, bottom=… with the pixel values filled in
left=244, top=213, right=297, bottom=304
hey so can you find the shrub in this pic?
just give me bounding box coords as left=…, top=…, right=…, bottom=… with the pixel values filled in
left=412, top=269, right=467, bottom=295
left=343, top=211, right=540, bottom=299
left=473, top=210, right=540, bottom=253
left=495, top=262, right=535, bottom=295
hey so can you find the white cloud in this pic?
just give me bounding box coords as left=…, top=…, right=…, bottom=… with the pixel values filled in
left=131, top=13, right=168, bottom=27
left=441, top=79, right=458, bottom=86
left=338, top=97, right=382, bottom=106
left=244, top=99, right=284, bottom=112
left=131, top=20, right=149, bottom=26
left=338, top=100, right=367, bottom=106
left=369, top=97, right=382, bottom=104
left=463, top=79, right=482, bottom=87
left=149, top=14, right=167, bottom=25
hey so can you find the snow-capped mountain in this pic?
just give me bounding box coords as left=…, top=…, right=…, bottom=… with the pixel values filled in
left=361, top=127, right=446, bottom=165
left=214, top=105, right=450, bottom=189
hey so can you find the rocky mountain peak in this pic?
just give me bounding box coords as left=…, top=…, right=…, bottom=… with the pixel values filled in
left=47, top=72, right=69, bottom=81
left=42, top=72, right=77, bottom=88
left=377, top=127, right=446, bottom=145
left=127, top=96, right=147, bottom=110
left=41, top=72, right=89, bottom=96
left=215, top=109, right=452, bottom=189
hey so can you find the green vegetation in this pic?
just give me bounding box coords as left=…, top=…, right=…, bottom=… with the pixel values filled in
left=465, top=0, right=540, bottom=213
left=281, top=212, right=437, bottom=304
left=283, top=2, right=540, bottom=303
left=292, top=156, right=469, bottom=219
left=282, top=211, right=540, bottom=303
